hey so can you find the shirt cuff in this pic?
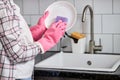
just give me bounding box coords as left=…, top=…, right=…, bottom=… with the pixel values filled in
left=35, top=42, right=45, bottom=54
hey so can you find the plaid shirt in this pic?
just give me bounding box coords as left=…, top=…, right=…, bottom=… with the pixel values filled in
left=0, top=0, right=42, bottom=80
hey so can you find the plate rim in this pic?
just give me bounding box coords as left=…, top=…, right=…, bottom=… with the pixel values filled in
left=44, top=1, right=77, bottom=31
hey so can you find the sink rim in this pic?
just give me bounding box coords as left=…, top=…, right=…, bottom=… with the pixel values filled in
left=35, top=52, right=120, bottom=72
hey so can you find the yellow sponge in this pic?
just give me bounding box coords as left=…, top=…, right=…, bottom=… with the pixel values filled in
left=71, top=32, right=85, bottom=39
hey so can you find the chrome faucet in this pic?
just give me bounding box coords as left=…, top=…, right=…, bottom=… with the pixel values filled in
left=82, top=5, right=102, bottom=54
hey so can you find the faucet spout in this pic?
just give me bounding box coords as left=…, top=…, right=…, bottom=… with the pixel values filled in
left=82, top=5, right=94, bottom=43
left=82, top=5, right=102, bottom=54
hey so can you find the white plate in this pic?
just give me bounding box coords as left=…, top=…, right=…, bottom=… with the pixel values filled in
left=45, top=1, right=77, bottom=31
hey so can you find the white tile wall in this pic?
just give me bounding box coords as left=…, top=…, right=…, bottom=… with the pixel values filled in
left=75, top=0, right=93, bottom=14
left=95, top=34, right=113, bottom=53
left=103, top=15, right=120, bottom=33
left=23, top=16, right=31, bottom=25
left=31, top=15, right=41, bottom=26
left=68, top=15, right=82, bottom=33
left=114, top=35, right=120, bottom=53
left=94, top=0, right=112, bottom=14
left=23, top=0, right=39, bottom=14
left=81, top=15, right=102, bottom=34
left=39, top=0, right=56, bottom=14
left=113, top=0, right=120, bottom=14
left=86, top=34, right=113, bottom=53
left=14, top=0, right=23, bottom=14
left=56, top=0, right=74, bottom=5
left=94, top=15, right=102, bottom=33
left=14, top=0, right=120, bottom=53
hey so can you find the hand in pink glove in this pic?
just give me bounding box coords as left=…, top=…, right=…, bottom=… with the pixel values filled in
left=38, top=20, right=67, bottom=53
left=30, top=11, right=49, bottom=41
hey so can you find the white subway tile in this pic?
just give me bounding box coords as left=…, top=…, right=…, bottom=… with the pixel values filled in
left=39, top=0, right=56, bottom=14
left=75, top=0, right=93, bottom=14
left=31, top=15, right=41, bottom=26
left=94, top=0, right=112, bottom=14
left=14, top=0, right=23, bottom=14
left=23, top=0, right=39, bottom=14
left=103, top=15, right=120, bottom=33
left=114, top=35, right=120, bottom=53
left=113, top=0, right=120, bottom=13
left=94, top=15, right=102, bottom=33
left=56, top=0, right=74, bottom=5
left=68, top=15, right=82, bottom=33
left=23, top=16, right=31, bottom=26
left=81, top=15, right=102, bottom=34
left=86, top=34, right=113, bottom=53
left=81, top=15, right=90, bottom=34
left=96, top=34, right=113, bottom=53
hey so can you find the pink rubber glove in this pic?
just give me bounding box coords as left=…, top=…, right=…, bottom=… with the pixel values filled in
left=38, top=20, right=67, bottom=53
left=30, top=11, right=49, bottom=41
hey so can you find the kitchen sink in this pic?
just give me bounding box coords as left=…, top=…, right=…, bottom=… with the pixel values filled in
left=35, top=52, right=120, bottom=72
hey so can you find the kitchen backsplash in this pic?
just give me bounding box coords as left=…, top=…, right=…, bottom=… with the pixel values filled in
left=14, top=0, right=120, bottom=53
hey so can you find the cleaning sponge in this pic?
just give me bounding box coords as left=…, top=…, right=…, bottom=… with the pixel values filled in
left=55, top=16, right=68, bottom=22
left=71, top=32, right=85, bottom=40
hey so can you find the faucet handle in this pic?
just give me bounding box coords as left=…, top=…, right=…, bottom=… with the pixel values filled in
left=94, top=38, right=103, bottom=52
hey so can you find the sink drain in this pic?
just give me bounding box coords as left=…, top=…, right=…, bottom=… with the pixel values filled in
left=87, top=61, right=92, bottom=65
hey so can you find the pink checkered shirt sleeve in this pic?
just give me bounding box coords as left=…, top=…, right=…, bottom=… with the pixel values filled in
left=0, top=0, right=43, bottom=79
left=0, top=1, right=42, bottom=64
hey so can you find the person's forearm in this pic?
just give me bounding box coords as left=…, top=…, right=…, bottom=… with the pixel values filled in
left=1, top=33, right=42, bottom=64
left=0, top=1, right=43, bottom=64
left=30, top=24, right=47, bottom=41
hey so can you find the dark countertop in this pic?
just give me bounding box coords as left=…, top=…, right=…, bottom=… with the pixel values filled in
left=35, top=66, right=120, bottom=75
left=34, top=70, right=120, bottom=80
left=34, top=52, right=120, bottom=80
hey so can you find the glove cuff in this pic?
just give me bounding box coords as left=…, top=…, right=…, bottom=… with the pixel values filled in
left=35, top=42, right=45, bottom=54
left=38, top=38, right=54, bottom=53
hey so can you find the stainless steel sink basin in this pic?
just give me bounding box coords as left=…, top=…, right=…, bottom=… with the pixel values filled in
left=35, top=52, right=120, bottom=72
